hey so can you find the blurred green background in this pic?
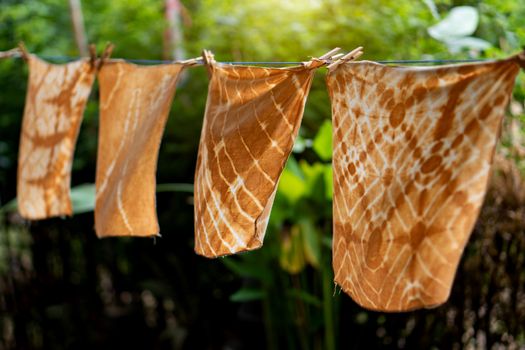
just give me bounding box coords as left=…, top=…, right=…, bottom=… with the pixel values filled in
left=0, top=0, right=524, bottom=349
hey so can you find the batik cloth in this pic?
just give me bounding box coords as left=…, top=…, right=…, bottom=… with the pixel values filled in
left=17, top=55, right=95, bottom=219
left=194, top=62, right=320, bottom=257
left=327, top=57, right=520, bottom=311
left=95, top=61, right=183, bottom=237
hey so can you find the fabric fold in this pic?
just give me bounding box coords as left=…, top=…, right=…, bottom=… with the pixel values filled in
left=95, top=61, right=183, bottom=237
left=327, top=57, right=521, bottom=311
left=194, top=63, right=319, bottom=258
left=17, top=55, right=96, bottom=219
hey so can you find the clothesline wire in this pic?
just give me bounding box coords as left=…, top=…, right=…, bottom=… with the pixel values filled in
left=14, top=55, right=490, bottom=66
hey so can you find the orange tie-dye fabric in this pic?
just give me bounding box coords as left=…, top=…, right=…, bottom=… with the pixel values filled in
left=194, top=63, right=320, bottom=258
left=95, top=61, right=183, bottom=237
left=17, top=55, right=95, bottom=219
left=327, top=57, right=521, bottom=311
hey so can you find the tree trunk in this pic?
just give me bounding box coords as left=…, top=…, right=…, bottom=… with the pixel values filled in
left=164, top=0, right=185, bottom=61
left=69, top=0, right=88, bottom=57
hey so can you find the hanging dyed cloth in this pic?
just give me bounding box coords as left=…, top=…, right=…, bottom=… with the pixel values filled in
left=17, top=55, right=96, bottom=219
left=327, top=54, right=523, bottom=312
left=95, top=61, right=185, bottom=237
left=194, top=52, right=324, bottom=258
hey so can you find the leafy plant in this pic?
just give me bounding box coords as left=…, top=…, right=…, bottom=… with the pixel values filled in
left=428, top=6, right=492, bottom=53
left=221, top=121, right=338, bottom=349
left=0, top=183, right=193, bottom=214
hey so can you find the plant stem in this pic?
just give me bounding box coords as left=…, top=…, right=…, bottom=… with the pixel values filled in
left=262, top=284, right=277, bottom=350
left=293, top=274, right=309, bottom=350
left=322, top=256, right=335, bottom=350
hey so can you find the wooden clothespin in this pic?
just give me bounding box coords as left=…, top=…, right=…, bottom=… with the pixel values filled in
left=327, top=46, right=364, bottom=72
left=319, top=47, right=342, bottom=61
left=17, top=42, right=30, bottom=61
left=201, top=49, right=215, bottom=65
left=88, top=44, right=97, bottom=69
left=97, top=42, right=114, bottom=70
left=178, top=56, right=203, bottom=67
left=201, top=49, right=215, bottom=78
left=304, top=47, right=341, bottom=69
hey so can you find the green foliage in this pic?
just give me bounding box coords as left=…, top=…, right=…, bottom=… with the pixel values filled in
left=224, top=122, right=337, bottom=347
left=279, top=225, right=307, bottom=274
left=0, top=183, right=194, bottom=214
left=0, top=183, right=97, bottom=214
left=229, top=287, right=265, bottom=302
left=69, top=183, right=96, bottom=214
left=428, top=6, right=492, bottom=52
left=299, top=218, right=321, bottom=269
left=312, top=120, right=332, bottom=162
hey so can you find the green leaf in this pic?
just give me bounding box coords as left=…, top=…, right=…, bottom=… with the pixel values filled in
left=427, top=6, right=491, bottom=54
left=269, top=193, right=292, bottom=226
left=299, top=218, right=321, bottom=268
left=0, top=197, right=17, bottom=213
left=323, top=165, right=333, bottom=200
left=443, top=37, right=491, bottom=53
left=292, top=135, right=306, bottom=153
left=156, top=183, right=194, bottom=193
left=70, top=183, right=96, bottom=214
left=230, top=287, right=265, bottom=302
left=286, top=288, right=322, bottom=307
left=312, top=120, right=332, bottom=161
left=322, top=236, right=333, bottom=249
left=300, top=160, right=327, bottom=202
left=277, top=168, right=306, bottom=204
left=221, top=257, right=271, bottom=283
left=284, top=155, right=304, bottom=179
left=0, top=183, right=97, bottom=215
left=428, top=6, right=479, bottom=39
left=0, top=183, right=194, bottom=215
left=279, top=225, right=306, bottom=274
